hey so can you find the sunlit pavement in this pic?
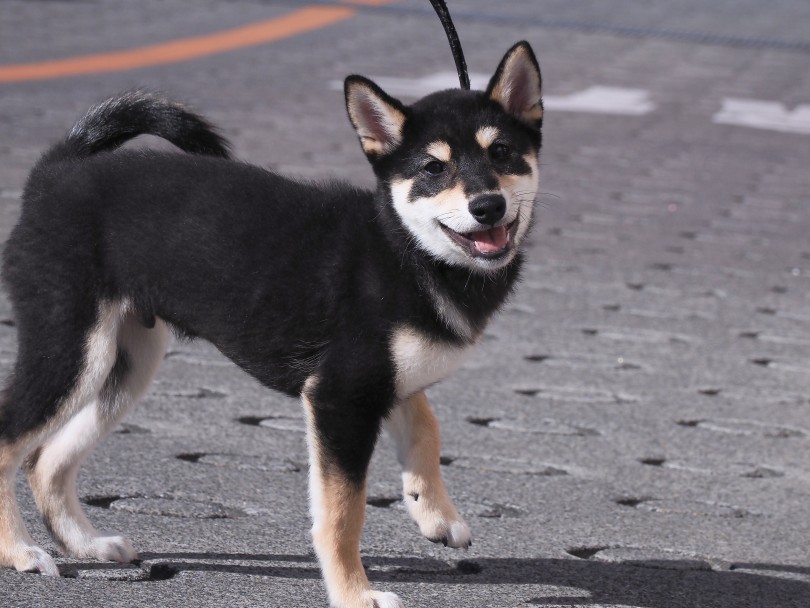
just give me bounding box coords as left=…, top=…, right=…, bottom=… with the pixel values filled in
left=1, top=2, right=809, bottom=606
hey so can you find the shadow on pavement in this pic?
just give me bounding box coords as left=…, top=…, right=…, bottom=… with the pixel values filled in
left=63, top=552, right=809, bottom=607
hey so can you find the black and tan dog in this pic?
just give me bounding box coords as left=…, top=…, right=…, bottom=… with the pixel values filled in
left=0, top=41, right=542, bottom=607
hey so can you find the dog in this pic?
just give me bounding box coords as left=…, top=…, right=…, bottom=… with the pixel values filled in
left=0, top=41, right=542, bottom=607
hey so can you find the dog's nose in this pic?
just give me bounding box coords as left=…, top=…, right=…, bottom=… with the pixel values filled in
left=468, top=194, right=506, bottom=226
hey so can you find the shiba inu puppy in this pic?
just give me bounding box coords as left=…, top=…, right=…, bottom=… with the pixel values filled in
left=0, top=41, right=542, bottom=607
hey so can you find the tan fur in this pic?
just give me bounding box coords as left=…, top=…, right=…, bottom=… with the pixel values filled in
left=523, top=103, right=544, bottom=123
left=417, top=272, right=477, bottom=340
left=389, top=325, right=476, bottom=399
left=497, top=152, right=539, bottom=192
left=0, top=433, right=64, bottom=575
left=311, top=470, right=369, bottom=605
left=488, top=75, right=513, bottom=112
left=489, top=45, right=543, bottom=125
left=389, top=177, right=477, bottom=268
left=358, top=136, right=386, bottom=157
left=346, top=82, right=406, bottom=156
left=385, top=392, right=470, bottom=547
left=475, top=126, right=500, bottom=150
left=302, top=381, right=400, bottom=607
left=390, top=177, right=414, bottom=202
left=0, top=443, right=44, bottom=572
left=430, top=182, right=467, bottom=210
left=391, top=177, right=467, bottom=211
left=498, top=152, right=539, bottom=248
left=426, top=140, right=452, bottom=162
left=25, top=314, right=167, bottom=562
left=0, top=300, right=130, bottom=575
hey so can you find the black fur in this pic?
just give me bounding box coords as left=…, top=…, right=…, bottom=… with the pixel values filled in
left=1, top=44, right=541, bottom=491
left=394, top=89, right=537, bottom=199
left=42, top=90, right=230, bottom=163
left=2, top=150, right=515, bottom=444
left=0, top=92, right=229, bottom=441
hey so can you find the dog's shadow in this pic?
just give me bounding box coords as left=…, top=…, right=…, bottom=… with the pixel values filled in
left=62, top=552, right=810, bottom=607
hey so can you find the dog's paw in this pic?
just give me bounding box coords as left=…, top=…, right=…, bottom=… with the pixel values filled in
left=405, top=494, right=472, bottom=549
left=13, top=546, right=60, bottom=576
left=334, top=590, right=403, bottom=608
left=426, top=519, right=472, bottom=549
left=363, top=590, right=405, bottom=608
left=89, top=535, right=138, bottom=563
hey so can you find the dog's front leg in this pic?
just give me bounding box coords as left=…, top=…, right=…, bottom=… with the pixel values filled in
left=302, top=378, right=403, bottom=608
left=385, top=391, right=471, bottom=549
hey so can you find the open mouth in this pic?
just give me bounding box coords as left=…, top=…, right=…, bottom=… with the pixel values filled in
left=440, top=219, right=518, bottom=259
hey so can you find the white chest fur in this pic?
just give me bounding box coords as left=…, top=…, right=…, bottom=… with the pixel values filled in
left=390, top=325, right=477, bottom=399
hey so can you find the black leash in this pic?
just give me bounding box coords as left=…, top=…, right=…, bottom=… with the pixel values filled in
left=428, top=0, right=470, bottom=90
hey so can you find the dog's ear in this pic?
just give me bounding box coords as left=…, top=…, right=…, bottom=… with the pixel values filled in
left=486, top=41, right=543, bottom=129
left=345, top=76, right=407, bottom=159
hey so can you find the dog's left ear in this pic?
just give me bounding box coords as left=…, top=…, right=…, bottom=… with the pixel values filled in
left=486, top=41, right=543, bottom=129
left=345, top=76, right=407, bottom=159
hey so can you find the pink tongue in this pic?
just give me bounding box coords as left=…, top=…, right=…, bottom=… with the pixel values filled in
left=471, top=226, right=509, bottom=253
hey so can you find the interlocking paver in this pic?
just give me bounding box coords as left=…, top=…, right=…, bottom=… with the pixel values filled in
left=1, top=1, right=810, bottom=607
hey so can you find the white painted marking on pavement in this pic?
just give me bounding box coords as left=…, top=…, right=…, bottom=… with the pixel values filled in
left=544, top=86, right=655, bottom=115
left=713, top=98, right=810, bottom=135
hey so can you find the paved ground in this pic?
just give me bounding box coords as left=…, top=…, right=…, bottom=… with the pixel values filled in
left=1, top=1, right=810, bottom=606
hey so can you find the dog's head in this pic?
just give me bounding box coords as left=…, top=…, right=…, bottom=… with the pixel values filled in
left=345, top=41, right=542, bottom=272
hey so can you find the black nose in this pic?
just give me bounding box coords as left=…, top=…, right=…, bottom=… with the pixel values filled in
left=468, top=194, right=506, bottom=226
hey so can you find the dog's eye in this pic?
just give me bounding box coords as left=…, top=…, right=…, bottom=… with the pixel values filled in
left=423, top=160, right=446, bottom=175
left=489, top=143, right=511, bottom=162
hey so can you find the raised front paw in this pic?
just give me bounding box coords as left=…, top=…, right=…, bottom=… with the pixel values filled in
left=405, top=494, right=472, bottom=549
left=425, top=518, right=472, bottom=549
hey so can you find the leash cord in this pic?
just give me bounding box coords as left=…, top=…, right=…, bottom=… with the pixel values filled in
left=428, top=0, right=470, bottom=90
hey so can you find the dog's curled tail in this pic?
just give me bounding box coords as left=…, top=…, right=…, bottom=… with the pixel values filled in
left=41, top=89, right=231, bottom=164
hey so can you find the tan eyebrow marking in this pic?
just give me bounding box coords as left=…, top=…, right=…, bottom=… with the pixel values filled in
left=475, top=126, right=500, bottom=149
left=426, top=140, right=452, bottom=162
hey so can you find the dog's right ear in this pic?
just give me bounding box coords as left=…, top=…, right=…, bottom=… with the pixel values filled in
left=345, top=76, right=407, bottom=160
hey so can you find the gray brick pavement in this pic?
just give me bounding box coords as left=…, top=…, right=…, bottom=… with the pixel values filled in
left=1, top=1, right=809, bottom=606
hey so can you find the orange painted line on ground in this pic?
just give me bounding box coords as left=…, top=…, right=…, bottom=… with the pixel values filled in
left=339, top=0, right=393, bottom=6
left=0, top=6, right=355, bottom=84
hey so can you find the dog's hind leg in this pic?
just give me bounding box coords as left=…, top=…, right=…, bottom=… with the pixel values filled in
left=25, top=313, right=168, bottom=562
left=0, top=301, right=122, bottom=575
left=384, top=391, right=471, bottom=549
left=0, top=441, right=59, bottom=575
